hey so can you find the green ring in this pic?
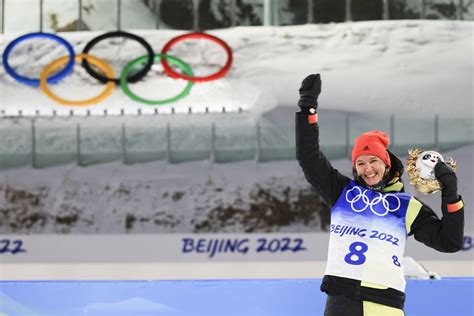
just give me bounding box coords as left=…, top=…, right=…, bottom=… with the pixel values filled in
left=120, top=54, right=194, bottom=105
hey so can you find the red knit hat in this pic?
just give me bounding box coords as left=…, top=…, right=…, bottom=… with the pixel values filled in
left=351, top=130, right=391, bottom=167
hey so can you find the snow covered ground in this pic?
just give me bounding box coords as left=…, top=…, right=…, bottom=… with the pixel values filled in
left=1, top=20, right=473, bottom=116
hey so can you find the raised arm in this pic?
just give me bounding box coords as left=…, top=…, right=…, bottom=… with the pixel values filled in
left=295, top=74, right=350, bottom=205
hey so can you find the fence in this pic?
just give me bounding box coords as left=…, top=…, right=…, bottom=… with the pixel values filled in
left=0, top=0, right=472, bottom=34
left=0, top=111, right=472, bottom=169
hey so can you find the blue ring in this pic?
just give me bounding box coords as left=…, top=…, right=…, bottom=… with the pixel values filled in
left=2, top=32, right=75, bottom=87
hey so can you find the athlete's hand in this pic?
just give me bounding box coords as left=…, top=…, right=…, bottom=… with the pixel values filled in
left=434, top=161, right=458, bottom=203
left=298, top=74, right=321, bottom=110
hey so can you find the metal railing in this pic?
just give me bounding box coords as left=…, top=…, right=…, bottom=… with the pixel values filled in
left=0, top=0, right=472, bottom=34
left=0, top=112, right=472, bottom=169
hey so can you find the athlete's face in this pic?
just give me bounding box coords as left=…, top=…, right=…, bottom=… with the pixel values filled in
left=355, top=155, right=387, bottom=186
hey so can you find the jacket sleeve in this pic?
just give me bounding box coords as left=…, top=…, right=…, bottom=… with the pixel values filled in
left=409, top=196, right=464, bottom=253
left=295, top=112, right=350, bottom=205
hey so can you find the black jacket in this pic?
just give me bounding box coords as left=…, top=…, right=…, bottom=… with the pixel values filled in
left=295, top=112, right=464, bottom=309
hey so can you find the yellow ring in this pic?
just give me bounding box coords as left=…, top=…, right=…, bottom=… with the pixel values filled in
left=40, top=54, right=115, bottom=106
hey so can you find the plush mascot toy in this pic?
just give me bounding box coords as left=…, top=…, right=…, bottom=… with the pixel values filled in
left=406, top=149, right=456, bottom=194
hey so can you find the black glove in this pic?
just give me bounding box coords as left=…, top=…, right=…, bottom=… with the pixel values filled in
left=298, top=74, right=321, bottom=110
left=434, top=161, right=458, bottom=203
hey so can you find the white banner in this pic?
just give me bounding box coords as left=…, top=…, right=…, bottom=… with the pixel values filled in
left=0, top=232, right=472, bottom=263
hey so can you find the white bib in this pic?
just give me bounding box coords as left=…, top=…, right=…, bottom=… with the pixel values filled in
left=324, top=182, right=410, bottom=292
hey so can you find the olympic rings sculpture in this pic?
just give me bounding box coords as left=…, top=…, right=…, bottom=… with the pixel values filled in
left=2, top=32, right=76, bottom=87
left=161, top=32, right=233, bottom=83
left=82, top=31, right=155, bottom=85
left=40, top=54, right=116, bottom=106
left=120, top=54, right=195, bottom=105
left=345, top=186, right=401, bottom=217
left=2, top=31, right=233, bottom=106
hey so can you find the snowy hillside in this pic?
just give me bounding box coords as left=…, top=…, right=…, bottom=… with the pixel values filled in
left=1, top=20, right=473, bottom=116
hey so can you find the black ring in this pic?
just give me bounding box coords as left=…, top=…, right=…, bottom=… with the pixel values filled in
left=81, top=31, right=154, bottom=84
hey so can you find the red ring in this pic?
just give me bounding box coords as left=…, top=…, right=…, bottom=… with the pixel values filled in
left=160, top=32, right=233, bottom=83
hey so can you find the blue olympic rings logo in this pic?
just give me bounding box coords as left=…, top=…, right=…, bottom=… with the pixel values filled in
left=345, top=186, right=401, bottom=217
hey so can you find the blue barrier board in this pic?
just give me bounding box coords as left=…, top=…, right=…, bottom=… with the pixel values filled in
left=1, top=278, right=473, bottom=316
